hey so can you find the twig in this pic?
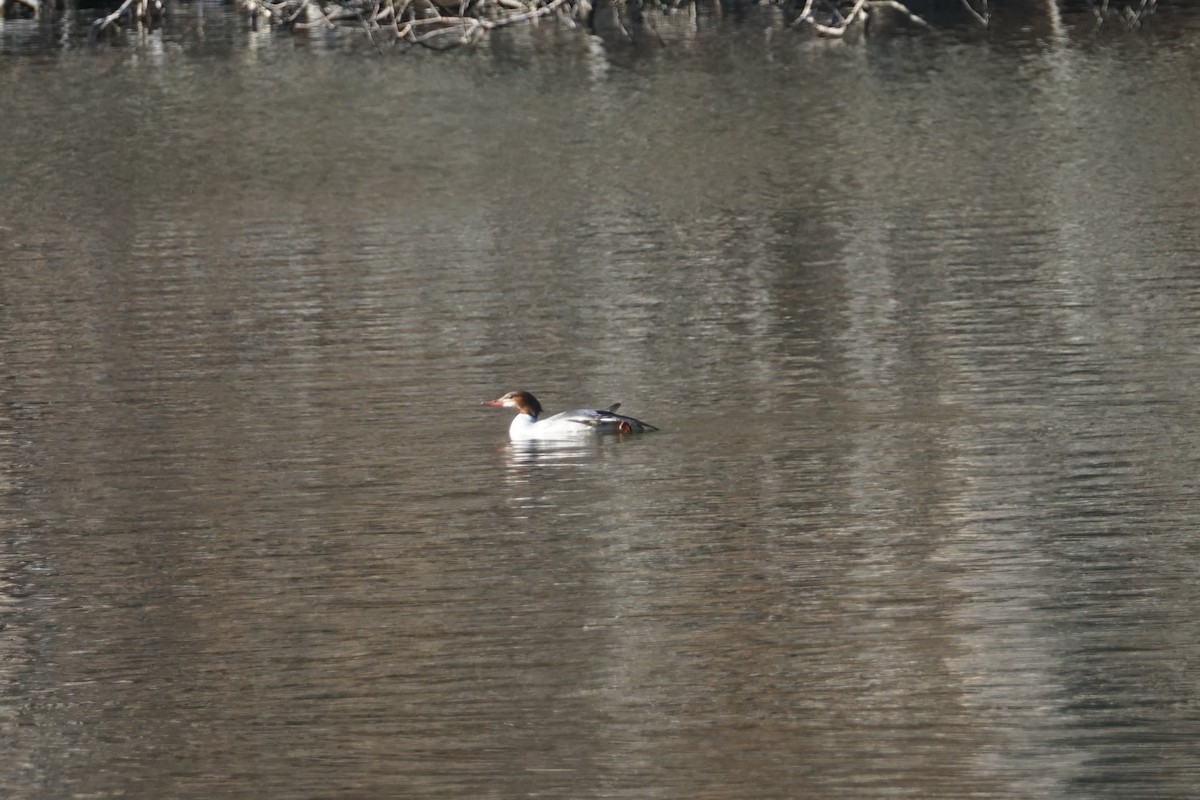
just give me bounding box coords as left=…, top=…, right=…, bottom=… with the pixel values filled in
left=293, top=0, right=340, bottom=27
left=237, top=0, right=288, bottom=20
left=788, top=0, right=815, bottom=26
left=482, top=0, right=566, bottom=29
left=1089, top=0, right=1156, bottom=31
left=795, top=0, right=929, bottom=35
left=1125, top=0, right=1153, bottom=28
left=356, top=6, right=385, bottom=50
left=285, top=0, right=310, bottom=21
left=411, top=16, right=480, bottom=46
left=958, top=0, right=987, bottom=27
left=93, top=0, right=139, bottom=30
left=807, top=0, right=865, bottom=36
left=391, top=0, right=407, bottom=37
left=869, top=0, right=929, bottom=28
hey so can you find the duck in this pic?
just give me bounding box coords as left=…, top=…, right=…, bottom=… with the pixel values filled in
left=483, top=390, right=659, bottom=441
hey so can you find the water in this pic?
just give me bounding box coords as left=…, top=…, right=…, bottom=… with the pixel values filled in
left=3, top=8, right=1200, bottom=798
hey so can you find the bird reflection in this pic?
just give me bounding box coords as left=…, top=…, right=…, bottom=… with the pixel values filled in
left=501, top=438, right=595, bottom=470
left=491, top=439, right=601, bottom=511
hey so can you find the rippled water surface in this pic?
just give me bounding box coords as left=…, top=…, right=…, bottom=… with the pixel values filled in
left=3, top=10, right=1200, bottom=799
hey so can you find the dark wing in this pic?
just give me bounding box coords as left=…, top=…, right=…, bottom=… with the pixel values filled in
left=544, top=405, right=658, bottom=434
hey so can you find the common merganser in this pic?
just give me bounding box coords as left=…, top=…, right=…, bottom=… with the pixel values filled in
left=483, top=390, right=659, bottom=441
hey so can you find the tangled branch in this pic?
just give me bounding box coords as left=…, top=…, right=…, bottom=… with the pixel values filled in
left=790, top=0, right=929, bottom=37
left=1090, top=0, right=1157, bottom=30
left=234, top=0, right=572, bottom=48
left=92, top=0, right=163, bottom=30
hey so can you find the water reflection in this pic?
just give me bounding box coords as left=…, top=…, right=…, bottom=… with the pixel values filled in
left=502, top=439, right=596, bottom=468
left=3, top=14, right=1200, bottom=800
left=495, top=439, right=599, bottom=505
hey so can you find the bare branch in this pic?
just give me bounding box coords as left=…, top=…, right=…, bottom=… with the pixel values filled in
left=788, top=0, right=815, bottom=26
left=1089, top=0, right=1157, bottom=31
left=482, top=0, right=567, bottom=29
left=93, top=0, right=139, bottom=30
left=958, top=0, right=987, bottom=27
left=870, top=0, right=929, bottom=28
left=802, top=0, right=864, bottom=36
left=794, top=0, right=930, bottom=36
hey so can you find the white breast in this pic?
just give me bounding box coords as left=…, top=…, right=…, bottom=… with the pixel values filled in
left=509, top=413, right=591, bottom=441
